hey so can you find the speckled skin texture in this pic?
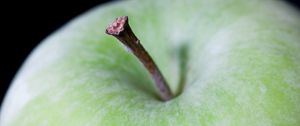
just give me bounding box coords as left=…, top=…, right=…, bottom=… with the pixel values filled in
left=1, top=0, right=300, bottom=125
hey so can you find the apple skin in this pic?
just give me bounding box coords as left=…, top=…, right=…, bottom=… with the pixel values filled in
left=1, top=0, right=300, bottom=125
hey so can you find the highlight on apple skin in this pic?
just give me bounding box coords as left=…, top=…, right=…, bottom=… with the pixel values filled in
left=1, top=0, right=300, bottom=126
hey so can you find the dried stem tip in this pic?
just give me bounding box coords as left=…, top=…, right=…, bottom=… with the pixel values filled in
left=106, top=16, right=128, bottom=35
left=105, top=16, right=174, bottom=101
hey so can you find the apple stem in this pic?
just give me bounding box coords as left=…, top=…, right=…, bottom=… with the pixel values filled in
left=105, top=16, right=173, bottom=101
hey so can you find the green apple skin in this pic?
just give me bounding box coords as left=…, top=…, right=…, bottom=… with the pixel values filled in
left=1, top=0, right=300, bottom=125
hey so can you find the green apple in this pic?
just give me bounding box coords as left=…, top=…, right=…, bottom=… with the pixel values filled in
left=1, top=0, right=300, bottom=125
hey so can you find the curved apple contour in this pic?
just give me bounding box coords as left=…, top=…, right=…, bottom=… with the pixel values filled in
left=1, top=0, right=300, bottom=126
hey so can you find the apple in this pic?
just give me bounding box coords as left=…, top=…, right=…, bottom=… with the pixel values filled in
left=1, top=0, right=300, bottom=125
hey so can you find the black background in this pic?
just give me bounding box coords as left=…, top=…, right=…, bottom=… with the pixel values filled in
left=1, top=0, right=300, bottom=104
left=1, top=0, right=111, bottom=103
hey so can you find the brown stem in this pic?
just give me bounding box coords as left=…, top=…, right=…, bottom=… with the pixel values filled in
left=105, top=16, right=173, bottom=101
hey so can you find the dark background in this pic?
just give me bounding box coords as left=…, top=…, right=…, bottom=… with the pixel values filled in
left=1, top=0, right=300, bottom=104
left=1, top=0, right=111, bottom=103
